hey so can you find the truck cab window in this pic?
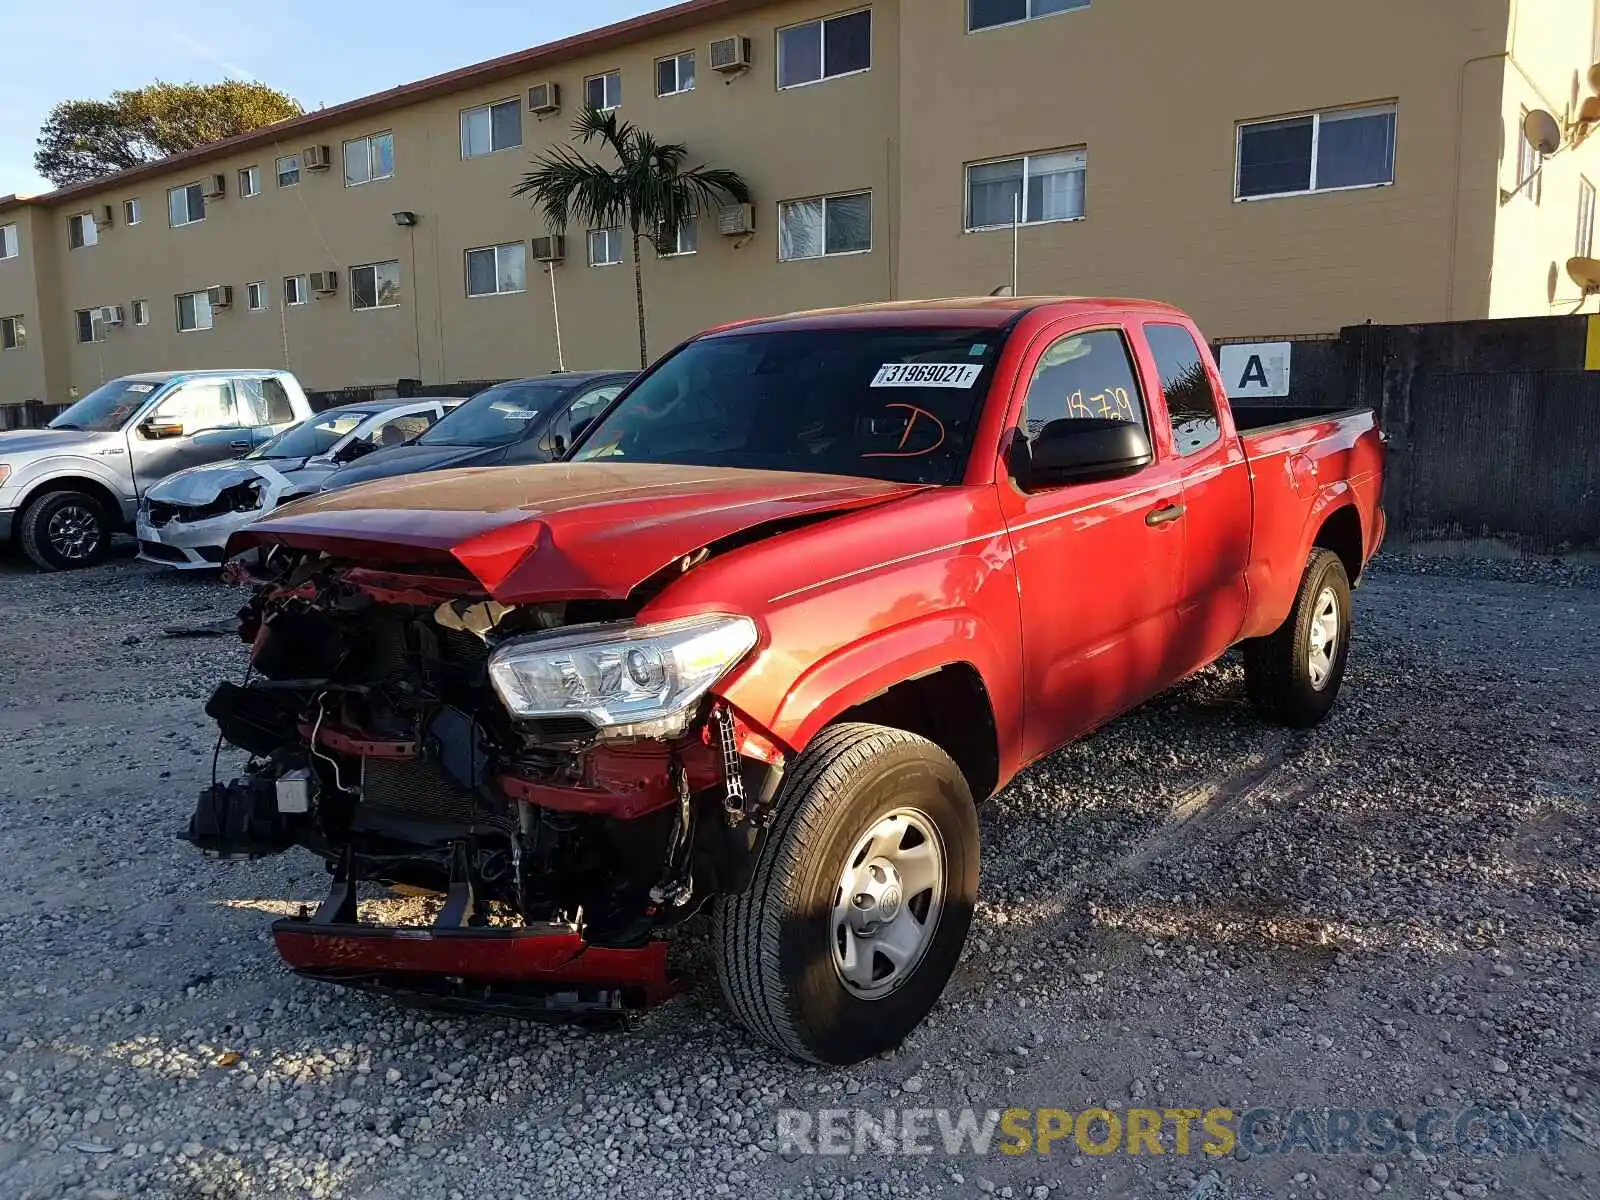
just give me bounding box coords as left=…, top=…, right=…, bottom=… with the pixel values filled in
left=1145, top=323, right=1222, bottom=455
left=1020, top=328, right=1147, bottom=437
left=151, top=380, right=238, bottom=433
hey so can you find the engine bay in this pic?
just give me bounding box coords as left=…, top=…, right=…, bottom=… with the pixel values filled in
left=189, top=546, right=784, bottom=969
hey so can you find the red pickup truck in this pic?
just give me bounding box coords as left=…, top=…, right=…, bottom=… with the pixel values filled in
left=188, top=297, right=1384, bottom=1064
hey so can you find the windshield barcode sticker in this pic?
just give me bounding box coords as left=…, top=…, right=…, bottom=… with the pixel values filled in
left=871, top=363, right=984, bottom=389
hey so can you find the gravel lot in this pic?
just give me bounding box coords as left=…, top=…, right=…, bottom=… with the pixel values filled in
left=0, top=546, right=1596, bottom=1200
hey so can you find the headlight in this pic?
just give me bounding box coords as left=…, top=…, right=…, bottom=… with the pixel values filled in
left=488, top=614, right=758, bottom=739
left=224, top=480, right=265, bottom=513
left=0, top=465, right=10, bottom=487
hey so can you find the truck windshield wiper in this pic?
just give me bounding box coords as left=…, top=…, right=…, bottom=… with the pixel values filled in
left=50, top=422, right=82, bottom=430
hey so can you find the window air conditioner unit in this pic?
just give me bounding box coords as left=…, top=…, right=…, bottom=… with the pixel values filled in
left=98, top=305, right=125, bottom=326
left=528, top=81, right=561, bottom=114
left=310, top=270, right=338, bottom=294
left=99, top=204, right=115, bottom=227
left=207, top=285, right=233, bottom=309
left=709, top=36, right=753, bottom=73
left=303, top=145, right=332, bottom=171
left=204, top=173, right=227, bottom=199
left=531, top=235, right=566, bottom=263
left=718, top=203, right=755, bottom=236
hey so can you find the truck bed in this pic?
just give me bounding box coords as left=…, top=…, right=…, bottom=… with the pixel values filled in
left=1231, top=404, right=1373, bottom=436
left=1232, top=404, right=1386, bottom=638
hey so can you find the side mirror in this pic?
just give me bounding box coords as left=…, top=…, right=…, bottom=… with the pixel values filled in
left=1011, top=417, right=1153, bottom=490
left=142, top=417, right=185, bottom=440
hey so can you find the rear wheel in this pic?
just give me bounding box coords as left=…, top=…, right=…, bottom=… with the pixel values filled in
left=20, top=490, right=114, bottom=571
left=1242, top=548, right=1352, bottom=727
left=712, top=723, right=979, bottom=1064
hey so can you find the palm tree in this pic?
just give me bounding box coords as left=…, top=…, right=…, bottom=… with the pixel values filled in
left=513, top=108, right=751, bottom=369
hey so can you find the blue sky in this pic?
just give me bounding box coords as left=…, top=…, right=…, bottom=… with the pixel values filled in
left=0, top=0, right=664, bottom=197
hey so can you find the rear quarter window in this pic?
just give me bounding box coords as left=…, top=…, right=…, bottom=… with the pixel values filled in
left=1144, top=323, right=1222, bottom=455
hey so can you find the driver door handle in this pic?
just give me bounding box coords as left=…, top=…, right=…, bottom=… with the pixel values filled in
left=229, top=439, right=251, bottom=450
left=1145, top=502, right=1186, bottom=527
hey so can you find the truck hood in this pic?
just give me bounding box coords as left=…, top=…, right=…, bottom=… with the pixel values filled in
left=146, top=458, right=327, bottom=506
left=230, top=462, right=925, bottom=602
left=0, top=427, right=120, bottom=458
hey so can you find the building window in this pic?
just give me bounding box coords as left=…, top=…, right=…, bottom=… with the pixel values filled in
left=588, top=227, right=624, bottom=267
left=584, top=71, right=622, bottom=112
left=133, top=299, right=150, bottom=326
left=344, top=132, right=395, bottom=187
left=461, top=99, right=523, bottom=158
left=1, top=316, right=23, bottom=350
left=0, top=223, right=17, bottom=259
left=68, top=213, right=99, bottom=249
left=176, top=291, right=214, bottom=333
left=123, top=198, right=142, bottom=225
left=657, top=51, right=696, bottom=96
left=239, top=166, right=261, bottom=198
left=465, top=242, right=528, bottom=296
left=276, top=154, right=301, bottom=187
left=1516, top=108, right=1545, bottom=205
left=350, top=260, right=402, bottom=310
left=1236, top=103, right=1396, bottom=200
left=778, top=191, right=872, bottom=260
left=778, top=9, right=871, bottom=89
left=74, top=308, right=105, bottom=343
left=284, top=275, right=309, bottom=306
left=1580, top=177, right=1597, bottom=258
left=247, top=281, right=268, bottom=311
left=169, top=183, right=206, bottom=227
left=966, top=148, right=1086, bottom=230
left=659, top=219, right=698, bottom=256
left=968, top=0, right=1088, bottom=32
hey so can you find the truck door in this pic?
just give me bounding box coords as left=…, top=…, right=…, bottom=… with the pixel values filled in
left=128, top=378, right=250, bottom=494
left=1138, top=322, right=1252, bottom=675
left=996, top=324, right=1187, bottom=763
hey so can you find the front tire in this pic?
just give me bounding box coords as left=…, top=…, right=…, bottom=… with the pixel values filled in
left=712, top=723, right=978, bottom=1064
left=1242, top=548, right=1352, bottom=727
left=20, top=490, right=114, bottom=571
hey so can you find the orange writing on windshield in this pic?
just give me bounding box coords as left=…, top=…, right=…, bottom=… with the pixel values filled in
left=863, top=403, right=947, bottom=458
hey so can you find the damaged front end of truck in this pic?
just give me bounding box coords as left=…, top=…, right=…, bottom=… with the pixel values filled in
left=185, top=507, right=796, bottom=1019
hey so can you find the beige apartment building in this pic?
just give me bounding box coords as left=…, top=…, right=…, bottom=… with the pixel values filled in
left=1, top=0, right=1597, bottom=405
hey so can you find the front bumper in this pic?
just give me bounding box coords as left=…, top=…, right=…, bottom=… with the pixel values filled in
left=272, top=919, right=676, bottom=1018
left=0, top=508, right=13, bottom=541
left=136, top=508, right=256, bottom=569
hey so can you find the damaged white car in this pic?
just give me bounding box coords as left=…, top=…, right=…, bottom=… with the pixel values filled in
left=136, top=398, right=462, bottom=568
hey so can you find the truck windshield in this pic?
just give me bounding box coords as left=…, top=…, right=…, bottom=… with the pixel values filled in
left=418, top=381, right=565, bottom=448
left=571, top=327, right=1007, bottom=484
left=47, top=378, right=162, bottom=433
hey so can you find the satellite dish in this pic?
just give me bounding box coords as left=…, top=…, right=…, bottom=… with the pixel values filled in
left=1569, top=257, right=1600, bottom=295
left=1523, top=109, right=1562, bottom=156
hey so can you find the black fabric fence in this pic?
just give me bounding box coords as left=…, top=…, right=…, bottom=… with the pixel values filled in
left=1386, top=370, right=1600, bottom=554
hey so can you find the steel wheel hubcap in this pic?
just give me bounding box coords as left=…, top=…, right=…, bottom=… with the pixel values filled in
left=831, top=807, right=946, bottom=1000
left=47, top=505, right=101, bottom=560
left=1307, top=586, right=1340, bottom=690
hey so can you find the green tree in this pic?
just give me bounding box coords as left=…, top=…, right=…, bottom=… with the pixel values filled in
left=35, top=81, right=302, bottom=188
left=513, top=108, right=751, bottom=368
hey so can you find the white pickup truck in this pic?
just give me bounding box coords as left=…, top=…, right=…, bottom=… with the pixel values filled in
left=0, top=369, right=313, bottom=570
